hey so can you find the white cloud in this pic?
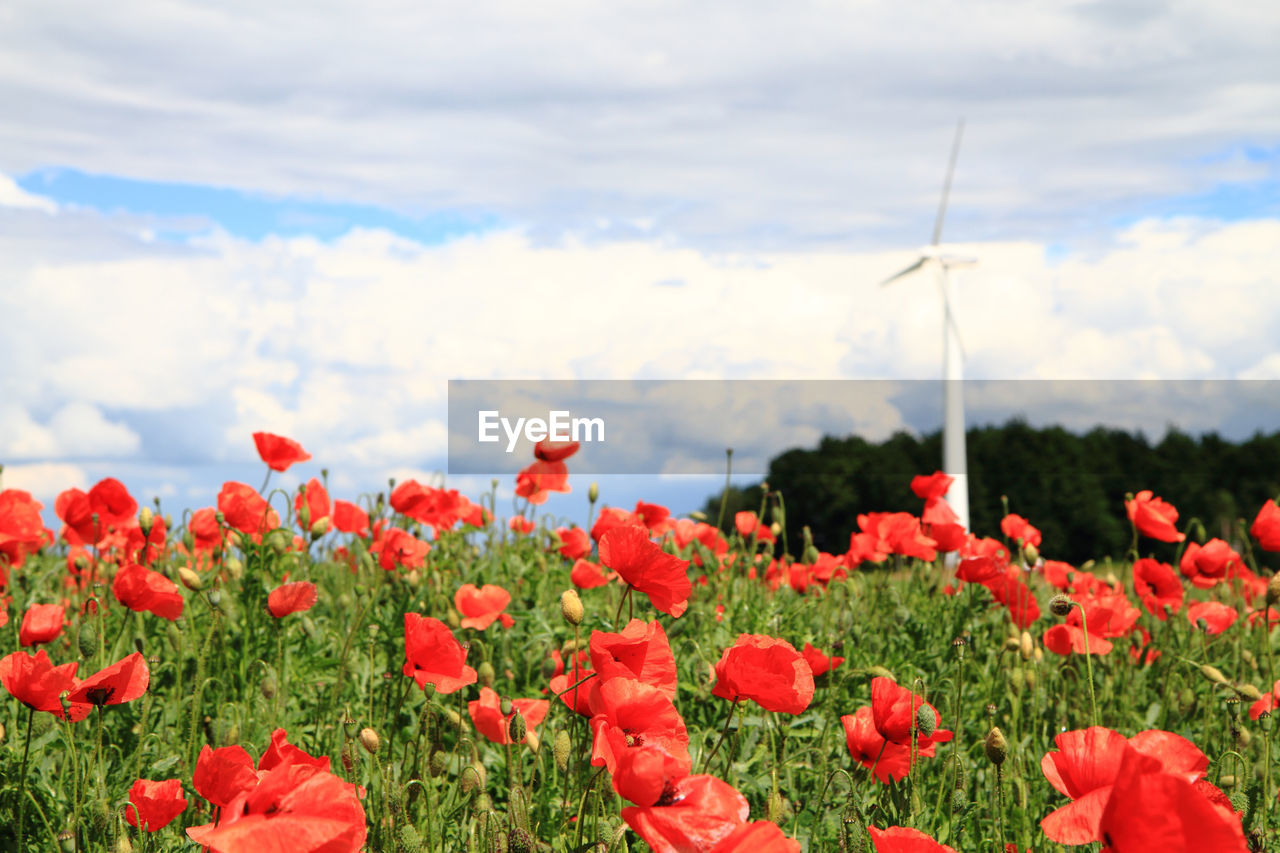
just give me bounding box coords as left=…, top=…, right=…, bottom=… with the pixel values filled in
left=1, top=462, right=88, bottom=500
left=0, top=2, right=1276, bottom=247
left=0, top=175, right=56, bottom=213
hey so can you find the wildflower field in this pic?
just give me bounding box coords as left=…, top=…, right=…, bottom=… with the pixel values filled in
left=3, top=432, right=1280, bottom=852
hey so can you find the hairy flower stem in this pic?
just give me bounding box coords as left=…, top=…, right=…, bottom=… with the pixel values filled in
left=15, top=705, right=35, bottom=853
left=573, top=767, right=606, bottom=850
left=716, top=448, right=733, bottom=532
left=994, top=763, right=1006, bottom=851
left=702, top=698, right=740, bottom=774
left=1072, top=602, right=1099, bottom=727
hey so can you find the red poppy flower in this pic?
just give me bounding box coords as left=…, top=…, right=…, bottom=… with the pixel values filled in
left=911, top=471, right=954, bottom=502
left=515, top=460, right=570, bottom=504
left=468, top=686, right=549, bottom=745
left=550, top=658, right=596, bottom=716
left=734, top=511, right=759, bottom=538
left=1097, top=745, right=1246, bottom=852
left=125, top=778, right=187, bottom=831
left=19, top=603, right=64, bottom=647
left=332, top=500, right=370, bottom=537
left=571, top=558, right=612, bottom=589
left=0, top=489, right=48, bottom=568
left=870, top=677, right=952, bottom=748
left=402, top=613, right=477, bottom=694
left=955, top=556, right=1004, bottom=584
left=67, top=652, right=150, bottom=707
left=1186, top=600, right=1237, bottom=634
left=841, top=706, right=915, bottom=783
left=0, top=649, right=91, bottom=720
left=712, top=634, right=815, bottom=715
left=268, top=582, right=318, bottom=618
left=1251, top=500, right=1280, bottom=552
left=1179, top=539, right=1240, bottom=589
left=866, top=512, right=937, bottom=562
left=535, top=438, right=580, bottom=462
left=217, top=482, right=280, bottom=538
left=925, top=519, right=967, bottom=553
left=55, top=478, right=138, bottom=547
left=599, top=525, right=692, bottom=618
left=800, top=642, right=844, bottom=677
left=113, top=562, right=184, bottom=621
left=556, top=526, right=592, bottom=561
left=186, top=761, right=366, bottom=853
left=1001, top=513, right=1042, bottom=548
left=1250, top=681, right=1280, bottom=720
left=509, top=514, right=535, bottom=534
left=1041, top=560, right=1074, bottom=589
left=259, top=727, right=330, bottom=772
left=710, top=821, right=801, bottom=852
left=590, top=618, right=678, bottom=700
left=1132, top=558, right=1184, bottom=618
left=589, top=677, right=692, bottom=806
left=592, top=507, right=645, bottom=543
left=293, top=478, right=330, bottom=530
left=252, top=431, right=311, bottom=472
left=455, top=583, right=515, bottom=630
left=1126, top=491, right=1185, bottom=543
left=1044, top=624, right=1114, bottom=656
left=621, top=774, right=750, bottom=853
left=980, top=567, right=1041, bottom=628
left=371, top=526, right=430, bottom=570
left=634, top=501, right=673, bottom=534
left=867, top=826, right=958, bottom=853
left=1040, top=726, right=1209, bottom=844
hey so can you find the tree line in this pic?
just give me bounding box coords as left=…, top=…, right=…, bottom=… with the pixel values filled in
left=702, top=420, right=1280, bottom=566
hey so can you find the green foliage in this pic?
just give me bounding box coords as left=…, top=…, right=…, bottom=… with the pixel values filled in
left=705, top=420, right=1280, bottom=563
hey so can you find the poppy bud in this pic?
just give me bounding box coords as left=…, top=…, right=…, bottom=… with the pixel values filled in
left=1049, top=594, right=1073, bottom=617
left=1230, top=790, right=1249, bottom=817
left=429, top=750, right=448, bottom=777
left=1238, top=727, right=1252, bottom=748
left=1235, top=683, right=1263, bottom=701
left=1003, top=636, right=1020, bottom=652
left=78, top=621, right=98, bottom=658
left=310, top=517, right=331, bottom=539
left=500, top=696, right=513, bottom=716
left=1025, top=667, right=1037, bottom=689
left=115, top=836, right=133, bottom=853
left=0, top=720, right=5, bottom=743
left=1009, top=667, right=1025, bottom=692
left=399, top=825, right=421, bottom=852
left=554, top=730, right=572, bottom=773
left=864, top=665, right=895, bottom=680
left=138, top=507, right=154, bottom=538
left=1019, top=631, right=1033, bottom=660
left=74, top=553, right=90, bottom=572
left=1023, top=543, right=1038, bottom=563
left=588, top=482, right=599, bottom=503
left=459, top=763, right=484, bottom=795
left=984, top=726, right=1008, bottom=765
left=478, top=661, right=496, bottom=688
left=560, top=589, right=584, bottom=626
left=261, top=668, right=278, bottom=700
left=359, top=727, right=380, bottom=754
left=689, top=510, right=708, bottom=521
left=1033, top=647, right=1043, bottom=663
left=525, top=728, right=540, bottom=752
left=1200, top=664, right=1229, bottom=685
left=915, top=703, right=936, bottom=738
left=226, top=557, right=244, bottom=580
left=178, top=566, right=203, bottom=591
left=509, top=827, right=535, bottom=853
left=508, top=710, right=527, bottom=744
left=446, top=610, right=461, bottom=629
left=950, top=789, right=967, bottom=814
left=268, top=530, right=289, bottom=554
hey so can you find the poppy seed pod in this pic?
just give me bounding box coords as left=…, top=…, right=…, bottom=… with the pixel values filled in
left=984, top=726, right=1008, bottom=765
left=560, top=589, right=584, bottom=626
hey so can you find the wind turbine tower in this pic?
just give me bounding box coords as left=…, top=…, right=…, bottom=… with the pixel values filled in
left=881, top=120, right=976, bottom=532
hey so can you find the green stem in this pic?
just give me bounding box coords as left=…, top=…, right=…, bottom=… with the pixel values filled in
left=701, top=698, right=740, bottom=774
left=15, top=705, right=35, bottom=853
left=1074, top=603, right=1099, bottom=727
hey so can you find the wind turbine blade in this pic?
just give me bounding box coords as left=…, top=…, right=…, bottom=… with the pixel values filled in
left=930, top=119, right=965, bottom=247
left=880, top=256, right=928, bottom=286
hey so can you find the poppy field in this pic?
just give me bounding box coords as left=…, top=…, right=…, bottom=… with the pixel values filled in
left=3, top=432, right=1280, bottom=852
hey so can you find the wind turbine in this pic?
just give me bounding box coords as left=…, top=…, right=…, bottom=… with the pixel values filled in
left=881, top=120, right=976, bottom=533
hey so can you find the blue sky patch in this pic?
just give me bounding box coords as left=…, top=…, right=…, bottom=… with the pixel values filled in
left=17, top=167, right=502, bottom=244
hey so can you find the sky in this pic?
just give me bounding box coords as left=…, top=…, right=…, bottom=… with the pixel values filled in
left=2, top=0, right=1280, bottom=532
